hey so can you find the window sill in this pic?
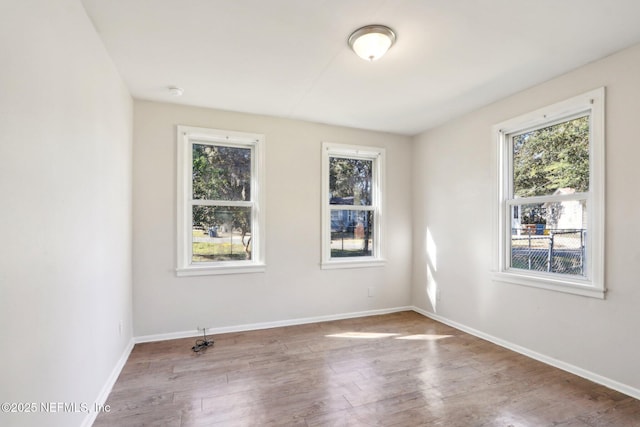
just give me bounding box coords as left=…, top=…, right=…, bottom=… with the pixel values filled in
left=492, top=270, right=605, bottom=299
left=176, top=263, right=266, bottom=277
left=321, top=258, right=386, bottom=270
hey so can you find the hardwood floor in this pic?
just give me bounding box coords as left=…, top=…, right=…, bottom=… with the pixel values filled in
left=93, top=311, right=640, bottom=426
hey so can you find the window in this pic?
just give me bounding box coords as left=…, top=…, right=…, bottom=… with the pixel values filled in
left=321, top=143, right=385, bottom=269
left=493, top=88, right=605, bottom=298
left=177, top=126, right=265, bottom=276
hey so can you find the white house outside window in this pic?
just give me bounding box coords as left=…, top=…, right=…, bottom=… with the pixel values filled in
left=176, top=126, right=265, bottom=276
left=321, top=143, right=385, bottom=269
left=493, top=88, right=605, bottom=298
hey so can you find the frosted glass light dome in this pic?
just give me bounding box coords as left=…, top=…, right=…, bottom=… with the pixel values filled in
left=348, top=25, right=396, bottom=61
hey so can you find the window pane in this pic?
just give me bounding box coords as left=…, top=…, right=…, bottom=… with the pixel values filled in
left=512, top=116, right=589, bottom=198
left=510, top=201, right=587, bottom=277
left=329, top=157, right=372, bottom=205
left=192, top=144, right=251, bottom=201
left=330, top=210, right=373, bottom=257
left=192, top=206, right=252, bottom=262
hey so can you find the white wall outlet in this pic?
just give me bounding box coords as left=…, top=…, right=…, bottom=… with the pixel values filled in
left=118, top=320, right=123, bottom=336
left=368, top=287, right=375, bottom=297
left=436, top=289, right=442, bottom=302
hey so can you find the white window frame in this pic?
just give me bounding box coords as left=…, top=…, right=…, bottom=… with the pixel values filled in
left=321, top=142, right=386, bottom=269
left=176, top=125, right=266, bottom=276
left=492, top=88, right=605, bottom=298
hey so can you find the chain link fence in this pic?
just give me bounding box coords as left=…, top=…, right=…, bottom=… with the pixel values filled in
left=511, top=228, right=585, bottom=276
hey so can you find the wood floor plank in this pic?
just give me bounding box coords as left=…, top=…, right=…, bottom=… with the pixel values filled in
left=93, top=311, right=640, bottom=426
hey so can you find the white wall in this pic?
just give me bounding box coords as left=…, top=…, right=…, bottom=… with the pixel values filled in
left=0, top=1, right=133, bottom=426
left=133, top=101, right=412, bottom=337
left=412, top=43, right=640, bottom=393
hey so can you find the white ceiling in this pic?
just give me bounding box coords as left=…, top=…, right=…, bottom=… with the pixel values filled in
left=82, top=0, right=640, bottom=135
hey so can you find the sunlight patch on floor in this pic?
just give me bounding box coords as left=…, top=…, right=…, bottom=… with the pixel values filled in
left=326, top=332, right=453, bottom=341
left=395, top=334, right=453, bottom=341
left=326, top=332, right=400, bottom=339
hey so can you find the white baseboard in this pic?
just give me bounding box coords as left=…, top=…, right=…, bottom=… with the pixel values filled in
left=134, top=306, right=413, bottom=343
left=80, top=337, right=135, bottom=427
left=411, top=306, right=640, bottom=401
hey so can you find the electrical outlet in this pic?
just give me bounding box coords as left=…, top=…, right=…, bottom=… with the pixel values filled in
left=436, top=289, right=442, bottom=302
left=368, top=287, right=375, bottom=297
left=118, top=320, right=123, bottom=337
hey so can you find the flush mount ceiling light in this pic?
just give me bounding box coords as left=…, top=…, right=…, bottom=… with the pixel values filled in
left=348, top=25, right=396, bottom=61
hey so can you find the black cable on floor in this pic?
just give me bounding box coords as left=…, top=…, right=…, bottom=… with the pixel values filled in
left=192, top=329, right=214, bottom=352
